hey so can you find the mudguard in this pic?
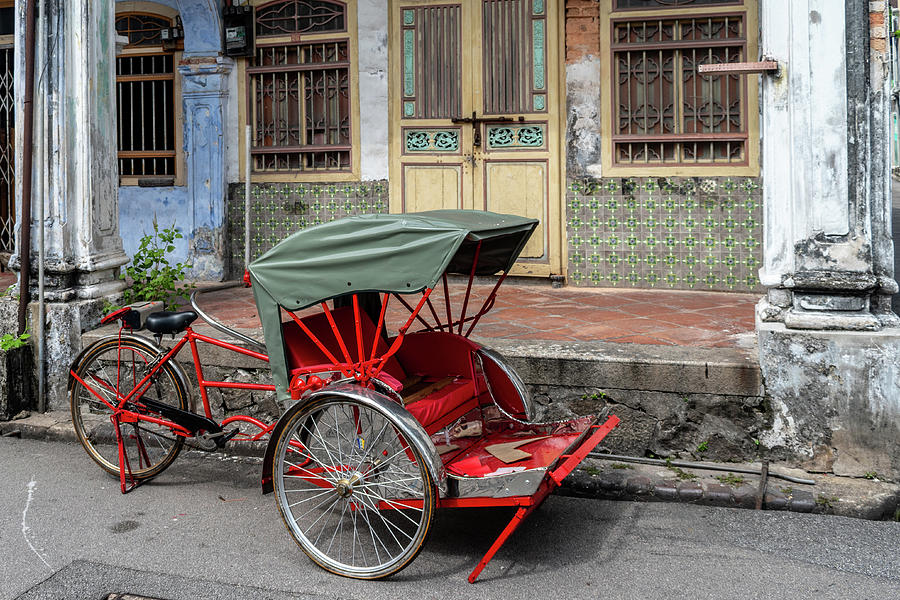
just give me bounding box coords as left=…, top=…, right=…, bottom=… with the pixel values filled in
left=261, top=383, right=446, bottom=496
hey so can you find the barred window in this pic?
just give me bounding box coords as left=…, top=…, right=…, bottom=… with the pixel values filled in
left=609, top=2, right=751, bottom=167
left=115, top=13, right=177, bottom=179
left=249, top=0, right=351, bottom=173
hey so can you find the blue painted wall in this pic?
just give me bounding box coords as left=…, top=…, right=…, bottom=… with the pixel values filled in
left=116, top=0, right=230, bottom=280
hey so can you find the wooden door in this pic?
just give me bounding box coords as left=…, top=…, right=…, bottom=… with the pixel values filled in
left=389, top=0, right=561, bottom=276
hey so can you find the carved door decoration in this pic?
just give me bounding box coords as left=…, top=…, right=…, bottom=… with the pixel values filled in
left=389, top=0, right=560, bottom=276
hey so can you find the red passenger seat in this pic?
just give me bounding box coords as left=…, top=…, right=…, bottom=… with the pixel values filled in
left=393, top=331, right=482, bottom=432
left=281, top=306, right=407, bottom=385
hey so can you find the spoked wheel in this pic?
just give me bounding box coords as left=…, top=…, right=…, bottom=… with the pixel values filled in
left=273, top=393, right=438, bottom=579
left=69, top=336, right=190, bottom=480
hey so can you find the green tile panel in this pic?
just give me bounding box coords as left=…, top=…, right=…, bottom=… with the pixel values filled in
left=226, top=180, right=389, bottom=279
left=566, top=176, right=764, bottom=292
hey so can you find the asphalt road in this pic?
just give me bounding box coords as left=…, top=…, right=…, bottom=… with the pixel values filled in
left=2, top=437, right=898, bottom=600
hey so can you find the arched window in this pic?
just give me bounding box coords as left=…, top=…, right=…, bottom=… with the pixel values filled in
left=248, top=0, right=352, bottom=173
left=115, top=12, right=179, bottom=182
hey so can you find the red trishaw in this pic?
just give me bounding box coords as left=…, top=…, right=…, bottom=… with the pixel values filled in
left=70, top=210, right=619, bottom=582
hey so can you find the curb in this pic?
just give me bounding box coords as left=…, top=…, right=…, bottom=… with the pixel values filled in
left=4, top=411, right=898, bottom=521
left=557, top=457, right=900, bottom=521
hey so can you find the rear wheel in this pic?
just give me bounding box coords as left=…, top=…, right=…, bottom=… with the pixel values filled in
left=70, top=336, right=189, bottom=480
left=273, top=394, right=437, bottom=579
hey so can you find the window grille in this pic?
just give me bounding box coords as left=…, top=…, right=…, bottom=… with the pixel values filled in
left=0, top=44, right=14, bottom=255
left=249, top=1, right=352, bottom=173
left=611, top=8, right=749, bottom=166
left=115, top=14, right=177, bottom=179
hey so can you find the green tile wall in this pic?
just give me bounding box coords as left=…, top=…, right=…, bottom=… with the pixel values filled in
left=566, top=177, right=763, bottom=292
left=226, top=181, right=389, bottom=278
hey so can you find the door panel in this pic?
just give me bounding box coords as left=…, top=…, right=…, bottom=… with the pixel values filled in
left=403, top=165, right=462, bottom=212
left=390, top=0, right=560, bottom=276
left=483, top=160, right=546, bottom=259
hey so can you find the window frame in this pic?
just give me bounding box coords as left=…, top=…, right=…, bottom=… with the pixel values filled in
left=239, top=0, right=361, bottom=182
left=114, top=7, right=185, bottom=187
left=599, top=0, right=759, bottom=176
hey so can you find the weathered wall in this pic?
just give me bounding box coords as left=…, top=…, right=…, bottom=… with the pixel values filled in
left=561, top=2, right=761, bottom=292
left=756, top=0, right=900, bottom=481
left=358, top=0, right=389, bottom=181
left=115, top=0, right=230, bottom=281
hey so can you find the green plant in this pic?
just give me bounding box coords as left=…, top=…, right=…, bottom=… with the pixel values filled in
left=0, top=332, right=30, bottom=351
left=665, top=458, right=698, bottom=481
left=716, top=473, right=745, bottom=486
left=102, top=299, right=122, bottom=315
left=583, top=466, right=602, bottom=476
left=864, top=471, right=878, bottom=480
left=780, top=486, right=793, bottom=496
left=696, top=441, right=709, bottom=453
left=815, top=495, right=838, bottom=509
left=122, top=220, right=194, bottom=310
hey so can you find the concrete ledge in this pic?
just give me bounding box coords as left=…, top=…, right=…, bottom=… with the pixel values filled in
left=474, top=337, right=762, bottom=397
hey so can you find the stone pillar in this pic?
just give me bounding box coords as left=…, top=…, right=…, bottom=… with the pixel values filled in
left=9, top=0, right=128, bottom=410
left=179, top=57, right=233, bottom=281
left=756, top=0, right=900, bottom=479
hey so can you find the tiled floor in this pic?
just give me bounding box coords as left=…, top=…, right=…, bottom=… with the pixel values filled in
left=195, top=281, right=759, bottom=351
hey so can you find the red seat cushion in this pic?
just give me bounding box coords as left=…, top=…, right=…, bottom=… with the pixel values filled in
left=405, top=379, right=477, bottom=431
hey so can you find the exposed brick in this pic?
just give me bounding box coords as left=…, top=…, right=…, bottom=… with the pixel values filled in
left=871, top=38, right=887, bottom=54
left=870, top=11, right=885, bottom=28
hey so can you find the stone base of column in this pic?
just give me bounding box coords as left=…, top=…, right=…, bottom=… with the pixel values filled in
left=757, top=313, right=900, bottom=481
left=0, top=295, right=115, bottom=413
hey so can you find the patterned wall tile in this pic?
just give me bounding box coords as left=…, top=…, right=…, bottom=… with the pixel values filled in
left=225, top=180, right=389, bottom=278
left=566, top=176, right=763, bottom=292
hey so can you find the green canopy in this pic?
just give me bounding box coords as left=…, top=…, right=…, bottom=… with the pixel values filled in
left=248, top=210, right=538, bottom=399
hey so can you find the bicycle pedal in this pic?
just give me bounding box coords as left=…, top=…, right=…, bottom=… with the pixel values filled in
left=216, top=428, right=240, bottom=448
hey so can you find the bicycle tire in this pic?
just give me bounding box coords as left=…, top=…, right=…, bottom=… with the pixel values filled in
left=70, top=335, right=190, bottom=481
left=273, top=393, right=437, bottom=579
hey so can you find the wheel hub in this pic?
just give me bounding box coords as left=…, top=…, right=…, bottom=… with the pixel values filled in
left=335, top=471, right=363, bottom=498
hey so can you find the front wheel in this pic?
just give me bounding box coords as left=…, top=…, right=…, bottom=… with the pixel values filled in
left=272, top=393, right=437, bottom=579
left=69, top=336, right=189, bottom=481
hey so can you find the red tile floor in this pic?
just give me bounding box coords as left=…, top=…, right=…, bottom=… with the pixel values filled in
left=1, top=268, right=758, bottom=351
left=194, top=280, right=759, bottom=351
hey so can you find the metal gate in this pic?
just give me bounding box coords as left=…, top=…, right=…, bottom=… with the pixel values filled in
left=0, top=44, right=14, bottom=259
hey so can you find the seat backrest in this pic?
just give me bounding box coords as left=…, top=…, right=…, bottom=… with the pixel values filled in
left=282, top=306, right=407, bottom=383
left=392, top=331, right=480, bottom=381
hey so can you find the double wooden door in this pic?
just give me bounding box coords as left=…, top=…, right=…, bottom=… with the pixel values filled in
left=388, top=0, right=561, bottom=276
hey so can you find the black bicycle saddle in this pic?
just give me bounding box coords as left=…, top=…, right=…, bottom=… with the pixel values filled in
left=144, top=310, right=199, bottom=334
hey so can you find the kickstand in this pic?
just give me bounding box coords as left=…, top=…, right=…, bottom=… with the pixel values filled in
left=468, top=505, right=536, bottom=583
left=111, top=413, right=142, bottom=494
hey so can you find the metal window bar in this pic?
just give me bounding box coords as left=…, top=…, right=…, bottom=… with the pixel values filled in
left=612, top=14, right=746, bottom=165
left=116, top=52, right=175, bottom=177
left=249, top=41, right=351, bottom=172
left=0, top=45, right=14, bottom=254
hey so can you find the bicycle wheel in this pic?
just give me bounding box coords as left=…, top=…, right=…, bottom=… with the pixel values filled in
left=273, top=393, right=437, bottom=579
left=70, top=335, right=190, bottom=480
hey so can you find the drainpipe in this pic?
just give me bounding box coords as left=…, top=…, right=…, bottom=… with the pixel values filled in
left=17, top=0, right=36, bottom=336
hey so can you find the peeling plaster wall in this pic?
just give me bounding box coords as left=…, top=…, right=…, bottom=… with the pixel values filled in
left=565, top=57, right=602, bottom=179
left=757, top=322, right=900, bottom=479
left=357, top=0, right=389, bottom=180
